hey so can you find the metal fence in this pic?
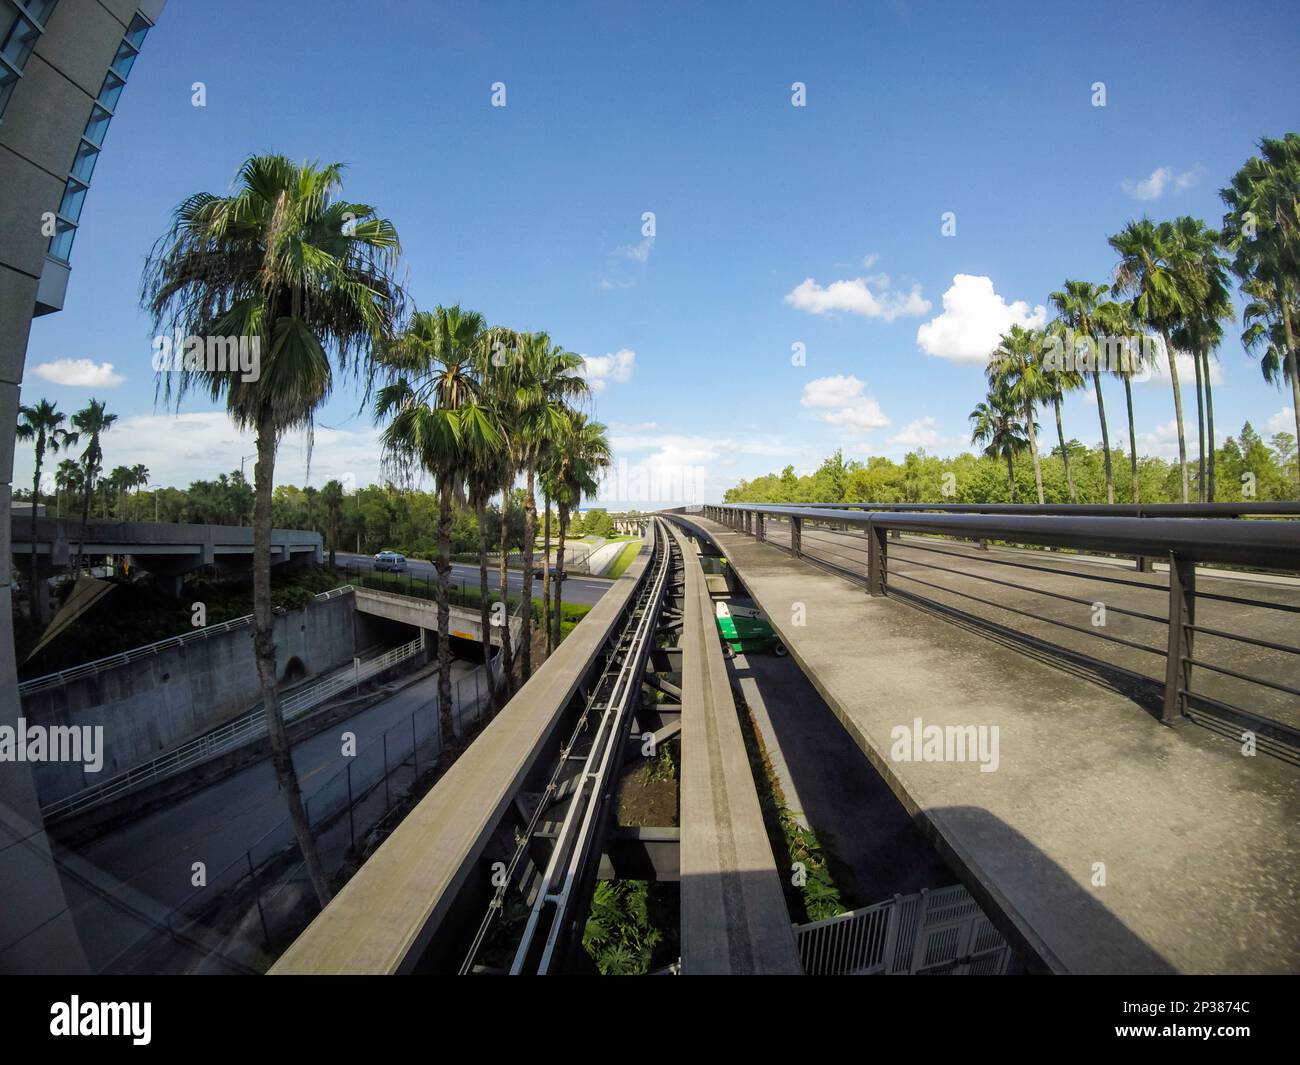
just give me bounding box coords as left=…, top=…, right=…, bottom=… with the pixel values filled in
left=704, top=503, right=1300, bottom=760
left=41, top=634, right=425, bottom=821
left=795, top=883, right=1012, bottom=975
left=90, top=653, right=505, bottom=975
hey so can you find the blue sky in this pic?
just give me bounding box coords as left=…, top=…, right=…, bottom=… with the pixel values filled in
left=19, top=0, right=1300, bottom=506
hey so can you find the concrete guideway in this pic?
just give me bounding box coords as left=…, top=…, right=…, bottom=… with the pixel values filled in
left=668, top=521, right=801, bottom=974
left=679, top=514, right=1300, bottom=974
left=271, top=535, right=657, bottom=974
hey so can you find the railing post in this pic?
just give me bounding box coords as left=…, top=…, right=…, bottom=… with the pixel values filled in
left=867, top=521, right=888, bottom=596
left=1162, top=553, right=1194, bottom=724
left=248, top=850, right=271, bottom=947
left=756, top=511, right=765, bottom=542
left=792, top=515, right=802, bottom=558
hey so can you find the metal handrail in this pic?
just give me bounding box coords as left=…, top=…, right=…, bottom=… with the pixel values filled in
left=702, top=503, right=1300, bottom=745
left=711, top=504, right=1300, bottom=569
left=41, top=633, right=422, bottom=821
left=19, top=585, right=356, bottom=697
left=761, top=501, right=1300, bottom=518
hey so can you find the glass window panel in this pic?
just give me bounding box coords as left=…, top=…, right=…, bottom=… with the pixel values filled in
left=0, top=7, right=20, bottom=46
left=48, top=220, right=75, bottom=263
left=82, top=102, right=111, bottom=145
left=124, top=13, right=149, bottom=49
left=1, top=13, right=39, bottom=68
left=70, top=139, right=98, bottom=182
left=109, top=38, right=136, bottom=79
left=96, top=71, right=124, bottom=111
left=21, top=0, right=58, bottom=27
left=0, top=68, right=16, bottom=118
left=58, top=178, right=87, bottom=222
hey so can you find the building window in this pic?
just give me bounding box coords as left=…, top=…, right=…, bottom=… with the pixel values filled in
left=0, top=0, right=58, bottom=120
left=44, top=9, right=151, bottom=266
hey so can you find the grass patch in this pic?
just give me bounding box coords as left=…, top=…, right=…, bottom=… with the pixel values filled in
left=606, top=541, right=642, bottom=579
left=581, top=880, right=679, bottom=975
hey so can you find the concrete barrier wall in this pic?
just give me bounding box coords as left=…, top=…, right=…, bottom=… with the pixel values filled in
left=23, top=593, right=357, bottom=804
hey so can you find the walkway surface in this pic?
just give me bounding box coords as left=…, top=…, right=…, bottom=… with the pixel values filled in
left=681, top=515, right=1300, bottom=974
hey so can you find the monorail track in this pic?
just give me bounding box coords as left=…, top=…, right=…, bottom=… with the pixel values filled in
left=461, top=517, right=681, bottom=974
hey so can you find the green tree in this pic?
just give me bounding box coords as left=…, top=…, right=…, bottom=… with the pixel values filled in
left=987, top=324, right=1050, bottom=503
left=142, top=154, right=403, bottom=907
left=970, top=383, right=1028, bottom=501
left=376, top=306, right=499, bottom=737
left=15, top=399, right=76, bottom=614
left=70, top=398, right=116, bottom=572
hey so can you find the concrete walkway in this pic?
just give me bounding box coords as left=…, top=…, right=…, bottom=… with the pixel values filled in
left=684, top=515, right=1300, bottom=974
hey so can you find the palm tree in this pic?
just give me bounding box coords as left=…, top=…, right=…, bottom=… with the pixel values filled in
left=987, top=324, right=1049, bottom=503
left=376, top=305, right=499, bottom=742
left=321, top=479, right=343, bottom=566
left=54, top=459, right=81, bottom=519
left=129, top=464, right=150, bottom=520
left=489, top=332, right=587, bottom=684
left=1094, top=299, right=1151, bottom=503
left=550, top=413, right=611, bottom=646
left=15, top=399, right=76, bottom=614
left=70, top=399, right=116, bottom=573
left=141, top=154, right=403, bottom=907
left=970, top=384, right=1029, bottom=501
left=1050, top=280, right=1115, bottom=502
left=466, top=442, right=508, bottom=714
left=1221, top=133, right=1300, bottom=484
left=1109, top=220, right=1196, bottom=501
left=1040, top=320, right=1085, bottom=502
left=1165, top=218, right=1233, bottom=501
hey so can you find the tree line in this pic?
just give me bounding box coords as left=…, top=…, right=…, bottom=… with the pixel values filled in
left=974, top=133, right=1299, bottom=504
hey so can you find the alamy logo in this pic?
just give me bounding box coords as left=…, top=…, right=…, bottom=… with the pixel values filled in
left=151, top=329, right=261, bottom=382
left=0, top=718, right=103, bottom=772
left=890, top=717, right=1000, bottom=773
left=50, top=997, right=151, bottom=1045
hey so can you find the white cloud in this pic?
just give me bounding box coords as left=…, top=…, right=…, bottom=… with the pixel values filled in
left=1267, top=408, right=1296, bottom=435
left=1134, top=347, right=1223, bottom=387
left=1135, top=419, right=1202, bottom=461
left=614, top=236, right=654, bottom=263
left=598, top=278, right=634, bottom=290
left=30, top=358, right=124, bottom=388
left=862, top=252, right=880, bottom=268
left=1121, top=165, right=1203, bottom=201
left=580, top=348, right=636, bottom=391
left=888, top=417, right=942, bottom=448
left=784, top=275, right=931, bottom=322
left=915, top=275, right=1046, bottom=363
left=800, top=374, right=890, bottom=433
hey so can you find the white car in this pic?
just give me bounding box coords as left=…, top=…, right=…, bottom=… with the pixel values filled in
left=373, top=551, right=407, bottom=572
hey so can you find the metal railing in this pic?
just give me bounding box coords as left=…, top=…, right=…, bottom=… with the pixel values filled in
left=771, top=501, right=1300, bottom=518
left=703, top=503, right=1300, bottom=757
left=19, top=585, right=356, bottom=697
left=41, top=635, right=423, bottom=821
left=795, top=883, right=1011, bottom=975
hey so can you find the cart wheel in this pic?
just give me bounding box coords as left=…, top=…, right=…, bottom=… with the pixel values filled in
left=773, top=641, right=788, bottom=657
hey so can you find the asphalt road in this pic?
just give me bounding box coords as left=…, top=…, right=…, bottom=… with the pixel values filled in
left=335, top=552, right=612, bottom=606
left=60, top=657, right=484, bottom=972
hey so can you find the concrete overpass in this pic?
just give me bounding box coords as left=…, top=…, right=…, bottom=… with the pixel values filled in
left=11, top=516, right=323, bottom=600
left=353, top=585, right=521, bottom=647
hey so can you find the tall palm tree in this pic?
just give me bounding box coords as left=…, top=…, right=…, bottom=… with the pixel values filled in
left=1094, top=299, right=1151, bottom=503
left=551, top=413, right=611, bottom=646
left=1040, top=320, right=1085, bottom=502
left=54, top=458, right=81, bottom=519
left=466, top=442, right=508, bottom=714
left=1050, top=280, right=1115, bottom=502
left=129, top=463, right=150, bottom=520
left=141, top=154, right=402, bottom=907
left=1167, top=217, right=1233, bottom=501
left=16, top=399, right=76, bottom=614
left=970, top=384, right=1029, bottom=501
left=376, top=305, right=499, bottom=741
left=70, top=399, right=116, bottom=573
left=321, top=479, right=343, bottom=566
left=1109, top=219, right=1196, bottom=501
left=1221, top=133, right=1300, bottom=483
left=987, top=324, right=1049, bottom=503
left=489, top=332, right=587, bottom=683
